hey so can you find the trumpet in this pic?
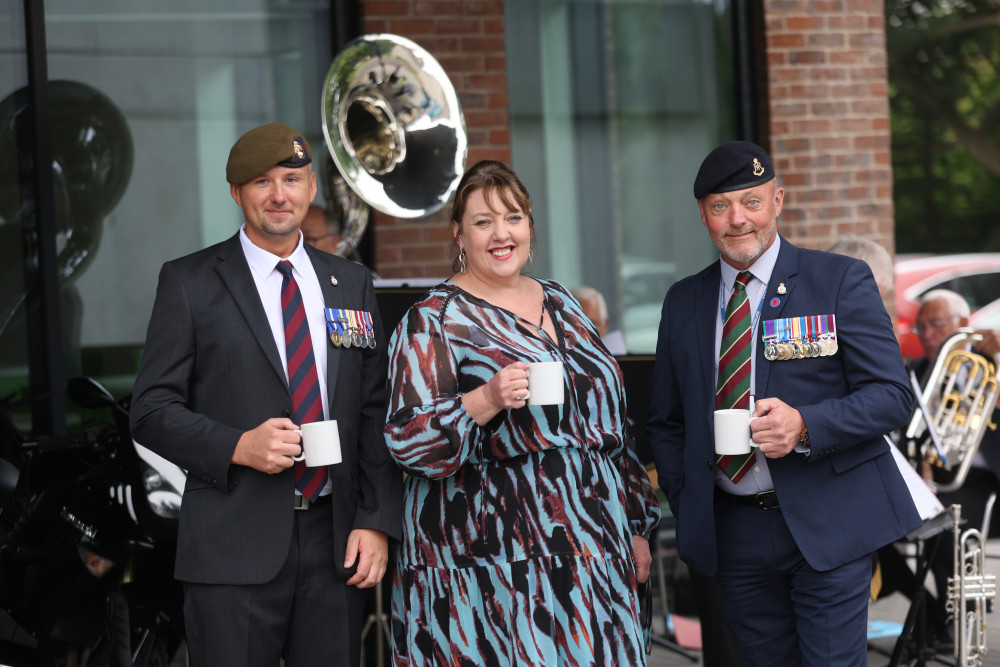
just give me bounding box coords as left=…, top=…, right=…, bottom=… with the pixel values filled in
left=947, top=503, right=997, bottom=666
left=905, top=329, right=1000, bottom=493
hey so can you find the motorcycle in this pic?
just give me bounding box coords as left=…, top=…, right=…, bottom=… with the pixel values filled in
left=0, top=376, right=187, bottom=666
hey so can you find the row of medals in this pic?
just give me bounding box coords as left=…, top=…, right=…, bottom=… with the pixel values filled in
left=329, top=320, right=375, bottom=349
left=764, top=336, right=838, bottom=361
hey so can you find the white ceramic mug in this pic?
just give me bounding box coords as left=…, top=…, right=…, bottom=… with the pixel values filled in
left=526, top=361, right=565, bottom=406
left=713, top=409, right=758, bottom=456
left=293, top=420, right=343, bottom=467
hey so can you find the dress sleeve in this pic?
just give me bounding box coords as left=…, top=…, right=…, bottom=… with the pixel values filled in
left=385, top=303, right=487, bottom=478
left=619, top=420, right=661, bottom=539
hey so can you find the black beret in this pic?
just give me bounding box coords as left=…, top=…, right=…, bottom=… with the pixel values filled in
left=693, top=141, right=775, bottom=199
left=226, top=122, right=312, bottom=185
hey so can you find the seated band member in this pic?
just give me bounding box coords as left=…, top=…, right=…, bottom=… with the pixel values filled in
left=907, top=289, right=1000, bottom=646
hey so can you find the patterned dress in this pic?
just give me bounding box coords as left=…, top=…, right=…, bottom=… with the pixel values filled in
left=385, top=279, right=660, bottom=666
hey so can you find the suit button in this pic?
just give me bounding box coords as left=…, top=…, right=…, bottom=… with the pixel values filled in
left=707, top=460, right=714, bottom=471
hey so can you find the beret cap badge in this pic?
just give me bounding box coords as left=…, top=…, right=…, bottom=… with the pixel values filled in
left=752, top=158, right=764, bottom=177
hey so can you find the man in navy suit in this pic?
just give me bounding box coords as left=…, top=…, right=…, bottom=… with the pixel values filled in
left=131, top=123, right=402, bottom=666
left=647, top=141, right=921, bottom=666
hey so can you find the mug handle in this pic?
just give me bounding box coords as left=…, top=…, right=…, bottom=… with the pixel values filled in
left=292, top=429, right=305, bottom=461
left=748, top=415, right=760, bottom=448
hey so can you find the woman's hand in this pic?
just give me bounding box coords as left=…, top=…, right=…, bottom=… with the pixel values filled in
left=462, top=361, right=531, bottom=425
left=633, top=535, right=652, bottom=584
left=484, top=361, right=531, bottom=411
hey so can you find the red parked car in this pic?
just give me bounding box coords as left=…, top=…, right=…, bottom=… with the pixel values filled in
left=893, top=253, right=1000, bottom=360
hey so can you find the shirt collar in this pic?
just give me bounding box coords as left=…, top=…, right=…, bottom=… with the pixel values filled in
left=719, top=235, right=781, bottom=290
left=239, top=226, right=311, bottom=279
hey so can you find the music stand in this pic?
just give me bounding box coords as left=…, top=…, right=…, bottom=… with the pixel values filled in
left=887, top=509, right=956, bottom=666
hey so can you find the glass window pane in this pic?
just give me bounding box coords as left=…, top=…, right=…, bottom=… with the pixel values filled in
left=0, top=1, right=31, bottom=400
left=22, top=1, right=333, bottom=392
left=506, top=0, right=737, bottom=354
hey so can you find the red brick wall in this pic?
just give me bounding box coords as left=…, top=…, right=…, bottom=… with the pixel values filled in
left=762, top=2, right=895, bottom=264
left=360, top=0, right=509, bottom=279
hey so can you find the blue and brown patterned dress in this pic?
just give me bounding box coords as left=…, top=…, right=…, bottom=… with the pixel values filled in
left=385, top=279, right=660, bottom=666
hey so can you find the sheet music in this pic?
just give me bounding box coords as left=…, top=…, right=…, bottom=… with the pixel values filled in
left=885, top=434, right=944, bottom=520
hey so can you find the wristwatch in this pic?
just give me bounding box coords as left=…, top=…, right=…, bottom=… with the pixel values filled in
left=799, top=426, right=810, bottom=447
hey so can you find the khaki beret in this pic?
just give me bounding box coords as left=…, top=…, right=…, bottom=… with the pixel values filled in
left=693, top=141, right=774, bottom=199
left=226, top=122, right=312, bottom=185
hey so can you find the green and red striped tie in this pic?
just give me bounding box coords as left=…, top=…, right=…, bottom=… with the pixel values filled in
left=717, top=271, right=754, bottom=482
left=277, top=260, right=327, bottom=501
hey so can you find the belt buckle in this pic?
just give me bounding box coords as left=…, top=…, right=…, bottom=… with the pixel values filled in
left=756, top=491, right=778, bottom=510
left=294, top=495, right=309, bottom=511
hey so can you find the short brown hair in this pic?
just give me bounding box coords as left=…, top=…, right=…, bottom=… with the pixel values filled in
left=451, top=160, right=533, bottom=226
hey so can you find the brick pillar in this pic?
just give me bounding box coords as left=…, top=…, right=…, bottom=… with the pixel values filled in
left=762, top=2, right=895, bottom=262
left=359, top=0, right=509, bottom=279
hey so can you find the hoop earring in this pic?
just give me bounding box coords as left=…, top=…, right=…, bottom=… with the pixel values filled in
left=453, top=247, right=467, bottom=274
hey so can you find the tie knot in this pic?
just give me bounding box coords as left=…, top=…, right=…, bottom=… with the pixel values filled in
left=276, top=260, right=294, bottom=278
left=735, top=271, right=752, bottom=291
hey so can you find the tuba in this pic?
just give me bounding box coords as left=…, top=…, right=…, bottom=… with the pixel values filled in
left=905, top=329, right=1000, bottom=493
left=320, top=33, right=467, bottom=224
left=947, top=503, right=997, bottom=666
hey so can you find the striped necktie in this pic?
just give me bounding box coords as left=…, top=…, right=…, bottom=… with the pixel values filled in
left=716, top=271, right=755, bottom=483
left=276, top=260, right=327, bottom=500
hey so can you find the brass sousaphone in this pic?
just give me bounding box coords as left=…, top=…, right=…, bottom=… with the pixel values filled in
left=321, top=33, right=467, bottom=223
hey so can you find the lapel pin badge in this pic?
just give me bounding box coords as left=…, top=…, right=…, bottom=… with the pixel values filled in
left=777, top=283, right=787, bottom=295
left=330, top=275, right=338, bottom=286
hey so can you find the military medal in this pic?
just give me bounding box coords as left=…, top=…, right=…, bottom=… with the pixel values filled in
left=325, top=308, right=343, bottom=347
left=360, top=311, right=375, bottom=348
left=349, top=311, right=363, bottom=348
left=341, top=314, right=352, bottom=348
left=763, top=319, right=779, bottom=360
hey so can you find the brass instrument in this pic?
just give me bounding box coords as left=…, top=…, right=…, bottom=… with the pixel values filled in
left=321, top=33, right=467, bottom=221
left=947, top=503, right=997, bottom=666
left=905, top=329, right=1000, bottom=493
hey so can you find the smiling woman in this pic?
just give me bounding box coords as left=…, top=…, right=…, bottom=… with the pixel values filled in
left=383, top=159, right=661, bottom=666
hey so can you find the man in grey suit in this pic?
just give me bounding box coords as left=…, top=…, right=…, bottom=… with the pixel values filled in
left=131, top=122, right=402, bottom=666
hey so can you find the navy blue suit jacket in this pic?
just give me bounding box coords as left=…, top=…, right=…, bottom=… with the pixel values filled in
left=647, top=237, right=921, bottom=575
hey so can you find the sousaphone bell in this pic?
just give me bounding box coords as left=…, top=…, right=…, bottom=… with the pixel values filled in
left=321, top=33, right=467, bottom=220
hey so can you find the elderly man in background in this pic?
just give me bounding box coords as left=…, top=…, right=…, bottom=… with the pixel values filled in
left=571, top=285, right=628, bottom=355
left=828, top=234, right=894, bottom=299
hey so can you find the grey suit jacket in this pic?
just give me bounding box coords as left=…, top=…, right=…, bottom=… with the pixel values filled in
left=130, top=233, right=402, bottom=584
